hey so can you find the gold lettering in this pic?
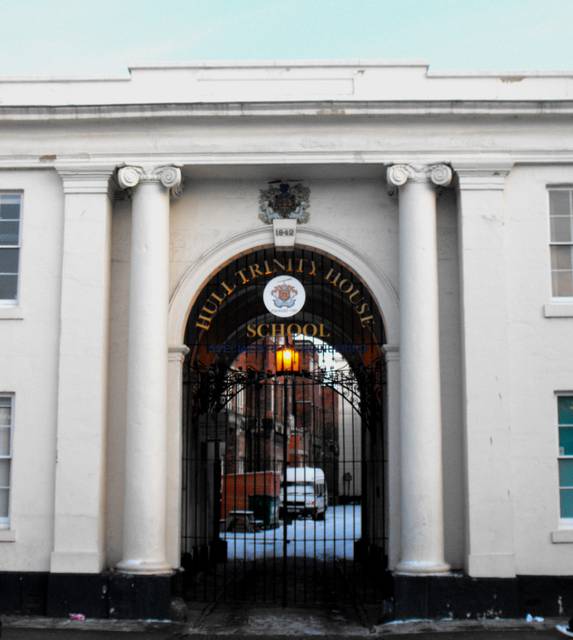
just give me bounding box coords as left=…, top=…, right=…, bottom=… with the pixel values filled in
left=348, top=289, right=362, bottom=303
left=302, top=323, right=318, bottom=337
left=245, top=318, right=351, bottom=339
left=319, top=323, right=331, bottom=338
left=221, top=280, right=236, bottom=296
left=272, top=258, right=286, bottom=272
left=235, top=268, right=249, bottom=285
left=263, top=260, right=273, bottom=275
left=210, top=291, right=225, bottom=305
left=338, top=279, right=354, bottom=294
left=249, top=263, right=264, bottom=280
left=287, top=323, right=301, bottom=336
left=257, top=324, right=268, bottom=337
left=271, top=323, right=285, bottom=338
left=202, top=260, right=380, bottom=338
left=356, top=302, right=370, bottom=316
left=196, top=315, right=212, bottom=331
left=324, top=268, right=342, bottom=286
left=201, top=300, right=218, bottom=314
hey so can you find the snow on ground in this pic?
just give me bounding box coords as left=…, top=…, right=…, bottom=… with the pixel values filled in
left=222, top=504, right=360, bottom=561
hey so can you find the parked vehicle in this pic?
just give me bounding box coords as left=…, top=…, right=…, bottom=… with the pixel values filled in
left=221, top=471, right=281, bottom=530
left=283, top=467, right=328, bottom=520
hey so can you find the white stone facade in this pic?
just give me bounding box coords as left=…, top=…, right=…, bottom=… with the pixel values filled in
left=1, top=61, right=573, bottom=603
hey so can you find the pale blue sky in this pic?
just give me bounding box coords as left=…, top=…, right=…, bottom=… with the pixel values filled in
left=0, top=0, right=572, bottom=77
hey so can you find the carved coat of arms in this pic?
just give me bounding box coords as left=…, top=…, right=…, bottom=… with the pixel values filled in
left=259, top=181, right=310, bottom=224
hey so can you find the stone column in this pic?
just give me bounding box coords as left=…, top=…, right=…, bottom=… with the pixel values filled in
left=387, top=163, right=451, bottom=574
left=455, top=164, right=515, bottom=577
left=382, top=344, right=400, bottom=570
left=166, top=345, right=189, bottom=568
left=51, top=166, right=114, bottom=573
left=116, top=164, right=181, bottom=574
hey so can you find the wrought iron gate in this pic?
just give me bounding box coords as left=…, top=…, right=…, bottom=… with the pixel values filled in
left=181, top=247, right=388, bottom=606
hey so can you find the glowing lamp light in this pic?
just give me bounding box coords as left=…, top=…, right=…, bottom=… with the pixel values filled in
left=276, top=347, right=300, bottom=373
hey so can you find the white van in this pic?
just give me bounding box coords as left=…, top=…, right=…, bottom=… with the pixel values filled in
left=283, top=467, right=328, bottom=520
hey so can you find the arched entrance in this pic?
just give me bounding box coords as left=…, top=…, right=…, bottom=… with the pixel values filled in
left=179, top=246, right=389, bottom=605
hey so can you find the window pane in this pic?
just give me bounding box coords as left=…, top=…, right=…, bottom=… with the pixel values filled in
left=550, top=190, right=571, bottom=215
left=0, top=460, right=10, bottom=487
left=561, top=489, right=573, bottom=518
left=0, top=489, right=8, bottom=518
left=551, top=246, right=573, bottom=270
left=559, top=397, right=573, bottom=425
left=559, top=459, right=573, bottom=487
left=550, top=216, right=572, bottom=242
left=0, top=405, right=10, bottom=427
left=0, top=430, right=10, bottom=457
left=0, top=275, right=17, bottom=300
left=0, top=221, right=19, bottom=245
left=552, top=270, right=573, bottom=297
left=0, top=197, right=20, bottom=221
left=0, top=249, right=18, bottom=273
left=559, top=428, right=573, bottom=455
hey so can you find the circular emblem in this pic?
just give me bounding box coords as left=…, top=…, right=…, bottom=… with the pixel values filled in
left=263, top=275, right=306, bottom=318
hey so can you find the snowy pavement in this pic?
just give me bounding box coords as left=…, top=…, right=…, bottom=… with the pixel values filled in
left=222, top=504, right=360, bottom=560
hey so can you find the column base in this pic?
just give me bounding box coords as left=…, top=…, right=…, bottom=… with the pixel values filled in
left=395, top=559, right=451, bottom=575
left=392, top=572, right=519, bottom=620
left=116, top=558, right=173, bottom=575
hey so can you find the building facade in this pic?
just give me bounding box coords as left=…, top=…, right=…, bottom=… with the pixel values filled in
left=0, top=61, right=573, bottom=619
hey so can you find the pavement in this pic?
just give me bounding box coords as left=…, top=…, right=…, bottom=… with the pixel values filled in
left=2, top=607, right=571, bottom=639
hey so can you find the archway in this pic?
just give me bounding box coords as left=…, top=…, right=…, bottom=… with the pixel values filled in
left=179, top=245, right=391, bottom=605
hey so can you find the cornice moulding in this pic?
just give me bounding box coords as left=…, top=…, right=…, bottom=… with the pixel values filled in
left=0, top=60, right=431, bottom=82
left=2, top=100, right=573, bottom=122
left=2, top=151, right=573, bottom=171
left=7, top=59, right=573, bottom=80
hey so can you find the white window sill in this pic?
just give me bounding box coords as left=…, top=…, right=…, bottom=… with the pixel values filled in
left=0, top=305, right=23, bottom=320
left=544, top=303, right=573, bottom=318
left=551, top=528, right=573, bottom=543
left=0, top=529, right=16, bottom=542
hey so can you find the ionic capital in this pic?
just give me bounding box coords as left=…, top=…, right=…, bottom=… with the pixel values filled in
left=117, top=165, right=182, bottom=192
left=386, top=163, right=453, bottom=188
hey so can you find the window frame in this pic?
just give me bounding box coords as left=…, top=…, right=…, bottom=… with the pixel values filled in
left=547, top=186, right=573, bottom=302
left=0, top=191, right=23, bottom=305
left=0, top=394, right=14, bottom=528
left=557, top=393, right=573, bottom=523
